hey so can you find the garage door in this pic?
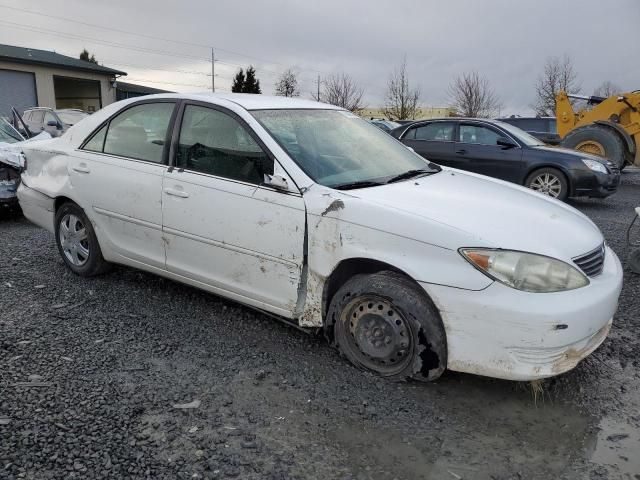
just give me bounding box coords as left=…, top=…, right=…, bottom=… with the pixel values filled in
left=0, top=69, right=37, bottom=118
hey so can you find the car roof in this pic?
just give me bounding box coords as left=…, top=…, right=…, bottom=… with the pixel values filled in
left=132, top=92, right=342, bottom=111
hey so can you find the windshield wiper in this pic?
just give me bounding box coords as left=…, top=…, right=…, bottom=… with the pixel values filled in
left=332, top=180, right=385, bottom=190
left=385, top=168, right=437, bottom=184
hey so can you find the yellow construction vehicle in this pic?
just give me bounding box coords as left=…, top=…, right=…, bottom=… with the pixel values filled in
left=556, top=90, right=640, bottom=169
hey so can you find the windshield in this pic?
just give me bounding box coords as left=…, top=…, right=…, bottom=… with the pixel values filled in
left=494, top=121, right=545, bottom=146
left=57, top=110, right=88, bottom=125
left=0, top=118, right=24, bottom=143
left=252, top=109, right=438, bottom=188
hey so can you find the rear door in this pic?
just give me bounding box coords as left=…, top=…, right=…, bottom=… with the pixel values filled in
left=400, top=121, right=456, bottom=166
left=454, top=122, right=524, bottom=182
left=71, top=100, right=176, bottom=267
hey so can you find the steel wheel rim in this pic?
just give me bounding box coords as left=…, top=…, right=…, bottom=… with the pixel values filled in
left=530, top=173, right=562, bottom=198
left=575, top=140, right=606, bottom=157
left=59, top=214, right=90, bottom=266
left=341, top=295, right=413, bottom=375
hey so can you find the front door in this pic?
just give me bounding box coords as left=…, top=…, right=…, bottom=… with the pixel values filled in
left=454, top=123, right=524, bottom=182
left=70, top=101, right=176, bottom=267
left=162, top=103, right=305, bottom=316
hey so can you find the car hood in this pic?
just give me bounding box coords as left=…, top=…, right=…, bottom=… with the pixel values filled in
left=531, top=145, right=608, bottom=164
left=347, top=169, right=603, bottom=260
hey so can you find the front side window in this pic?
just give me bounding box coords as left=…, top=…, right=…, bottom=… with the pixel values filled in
left=253, top=109, right=438, bottom=189
left=414, top=123, right=454, bottom=141
left=44, top=112, right=57, bottom=126
left=458, top=124, right=501, bottom=145
left=176, top=105, right=273, bottom=184
left=99, top=103, right=174, bottom=162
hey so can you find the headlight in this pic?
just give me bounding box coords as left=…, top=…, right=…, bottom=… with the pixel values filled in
left=582, top=158, right=608, bottom=174
left=460, top=249, right=589, bottom=293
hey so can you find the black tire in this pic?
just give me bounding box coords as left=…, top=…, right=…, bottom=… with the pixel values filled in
left=629, top=249, right=640, bottom=275
left=326, top=270, right=447, bottom=382
left=54, top=202, right=109, bottom=276
left=562, top=124, right=627, bottom=169
left=525, top=167, right=569, bottom=201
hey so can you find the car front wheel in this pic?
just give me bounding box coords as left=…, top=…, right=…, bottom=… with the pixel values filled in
left=525, top=167, right=569, bottom=201
left=327, top=271, right=447, bottom=382
left=54, top=202, right=109, bottom=276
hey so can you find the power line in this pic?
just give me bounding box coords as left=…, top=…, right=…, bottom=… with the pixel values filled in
left=0, top=3, right=325, bottom=75
left=0, top=20, right=212, bottom=62
left=0, top=4, right=389, bottom=93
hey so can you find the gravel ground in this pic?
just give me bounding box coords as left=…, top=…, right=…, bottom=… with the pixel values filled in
left=1, top=170, right=639, bottom=480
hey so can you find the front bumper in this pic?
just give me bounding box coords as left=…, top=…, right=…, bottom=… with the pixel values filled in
left=423, top=246, right=623, bottom=381
left=571, top=168, right=620, bottom=198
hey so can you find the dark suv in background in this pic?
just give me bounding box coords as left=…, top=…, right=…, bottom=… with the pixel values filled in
left=390, top=118, right=619, bottom=201
left=498, top=116, right=560, bottom=145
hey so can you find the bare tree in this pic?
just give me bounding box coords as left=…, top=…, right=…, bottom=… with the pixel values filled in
left=384, top=57, right=421, bottom=120
left=448, top=71, right=501, bottom=118
left=319, top=73, right=366, bottom=113
left=274, top=69, right=300, bottom=97
left=533, top=55, right=580, bottom=116
left=593, top=80, right=622, bottom=98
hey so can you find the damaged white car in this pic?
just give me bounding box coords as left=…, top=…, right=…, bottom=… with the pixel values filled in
left=0, top=118, right=50, bottom=212
left=17, top=93, right=623, bottom=381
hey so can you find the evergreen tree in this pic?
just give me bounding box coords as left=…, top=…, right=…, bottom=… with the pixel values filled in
left=242, top=66, right=262, bottom=94
left=231, top=69, right=245, bottom=93
left=79, top=49, right=98, bottom=64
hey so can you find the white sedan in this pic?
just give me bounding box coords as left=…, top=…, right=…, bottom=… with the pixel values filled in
left=17, top=93, right=623, bottom=381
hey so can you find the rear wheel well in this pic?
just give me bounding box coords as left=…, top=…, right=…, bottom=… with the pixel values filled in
left=322, top=258, right=414, bottom=325
left=54, top=196, right=75, bottom=212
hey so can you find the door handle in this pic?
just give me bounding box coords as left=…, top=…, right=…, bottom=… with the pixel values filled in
left=72, top=165, right=90, bottom=174
left=164, top=188, right=190, bottom=198
left=455, top=149, right=467, bottom=155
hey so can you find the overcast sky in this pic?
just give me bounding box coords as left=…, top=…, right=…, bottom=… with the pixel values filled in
left=1, top=0, right=639, bottom=114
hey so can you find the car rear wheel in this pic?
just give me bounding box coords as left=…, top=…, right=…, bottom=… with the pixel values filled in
left=327, top=271, right=447, bottom=382
left=525, top=168, right=569, bottom=201
left=54, top=202, right=109, bottom=276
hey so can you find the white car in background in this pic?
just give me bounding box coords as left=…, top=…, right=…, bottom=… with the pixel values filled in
left=17, top=93, right=623, bottom=381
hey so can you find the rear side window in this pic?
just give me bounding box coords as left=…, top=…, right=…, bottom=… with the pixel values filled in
left=30, top=111, right=44, bottom=124
left=83, top=125, right=107, bottom=152
left=103, top=103, right=174, bottom=162
left=176, top=105, right=273, bottom=184
left=414, top=123, right=454, bottom=141
left=82, top=103, right=174, bottom=162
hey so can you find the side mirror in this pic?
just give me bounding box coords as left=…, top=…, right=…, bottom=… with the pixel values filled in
left=47, top=120, right=61, bottom=129
left=263, top=173, right=289, bottom=191
left=497, top=137, right=517, bottom=149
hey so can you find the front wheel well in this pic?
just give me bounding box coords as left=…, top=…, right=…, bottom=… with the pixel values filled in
left=322, top=258, right=415, bottom=325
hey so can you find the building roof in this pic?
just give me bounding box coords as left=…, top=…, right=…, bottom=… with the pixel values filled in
left=0, top=43, right=126, bottom=76
left=116, top=81, right=171, bottom=94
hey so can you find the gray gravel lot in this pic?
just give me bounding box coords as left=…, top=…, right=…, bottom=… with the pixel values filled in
left=1, top=170, right=639, bottom=480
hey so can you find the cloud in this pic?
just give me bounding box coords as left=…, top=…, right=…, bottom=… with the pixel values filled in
left=1, top=0, right=638, bottom=114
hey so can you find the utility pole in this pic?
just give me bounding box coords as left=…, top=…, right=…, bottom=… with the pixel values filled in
left=211, top=48, right=215, bottom=92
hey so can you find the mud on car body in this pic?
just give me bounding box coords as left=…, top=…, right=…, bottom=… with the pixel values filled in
left=17, top=93, right=623, bottom=382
